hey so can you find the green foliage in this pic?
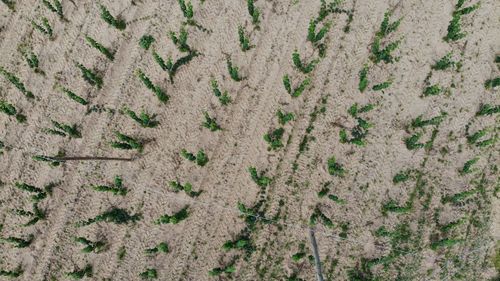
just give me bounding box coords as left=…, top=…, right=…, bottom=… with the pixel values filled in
left=155, top=206, right=189, bottom=225
left=153, top=51, right=199, bottom=83
left=31, top=17, right=53, bottom=38
left=381, top=200, right=412, bottom=215
left=411, top=112, right=447, bottom=128
left=292, top=50, right=319, bottom=74
left=180, top=149, right=196, bottom=161
left=139, top=35, right=155, bottom=50
left=377, top=11, right=402, bottom=38
left=340, top=103, right=374, bottom=146
left=0, top=234, right=34, bottom=248
left=209, top=261, right=236, bottom=276
left=117, top=246, right=126, bottom=260
left=432, top=52, right=455, bottom=70
left=110, top=132, right=143, bottom=152
left=466, top=128, right=496, bottom=147
left=327, top=156, right=345, bottom=177
left=370, top=37, right=400, bottom=64
left=277, top=110, right=294, bottom=125
left=169, top=27, right=190, bottom=52
left=75, top=63, right=103, bottom=89
left=423, top=84, right=442, bottom=96
left=75, top=237, right=106, bottom=253
left=85, top=36, right=114, bottom=61
left=0, top=66, right=35, bottom=99
left=444, top=2, right=479, bottom=42
left=347, top=103, right=374, bottom=118
left=44, top=120, right=81, bottom=138
left=42, top=0, right=63, bottom=19
left=77, top=207, right=141, bottom=226
left=459, top=157, right=479, bottom=175
left=328, top=194, right=346, bottom=204
left=292, top=252, right=306, bottom=262
left=238, top=25, right=253, bottom=51
left=14, top=182, right=49, bottom=202
left=227, top=58, right=243, bottom=81
left=202, top=112, right=222, bottom=131
left=210, top=79, right=231, bottom=105
left=247, top=0, right=260, bottom=26
left=440, top=217, right=466, bottom=233
left=222, top=236, right=252, bottom=253
left=441, top=189, right=477, bottom=204
left=283, top=74, right=310, bottom=97
left=404, top=133, right=425, bottom=150
left=430, top=238, right=463, bottom=250
left=371, top=79, right=392, bottom=91
left=309, top=206, right=334, bottom=228
left=136, top=69, right=169, bottom=103
left=358, top=64, right=369, bottom=92
left=19, top=47, right=42, bottom=73
left=393, top=170, right=411, bottom=183
left=91, top=176, right=127, bottom=196
left=476, top=104, right=500, bottom=116
left=59, top=86, right=88, bottom=105
left=0, top=100, right=26, bottom=123
left=0, top=267, right=23, bottom=277
left=32, top=154, right=63, bottom=167
left=99, top=4, right=126, bottom=30
left=124, top=108, right=159, bottom=128
left=307, top=20, right=331, bottom=44
left=169, top=181, right=202, bottom=197
left=145, top=242, right=169, bottom=255
left=484, top=77, right=500, bottom=89
left=20, top=203, right=46, bottom=226
left=66, top=264, right=93, bottom=280
left=264, top=127, right=285, bottom=150
left=180, top=149, right=209, bottom=166
left=178, top=0, right=194, bottom=20
left=248, top=167, right=271, bottom=187
left=1, top=0, right=15, bottom=11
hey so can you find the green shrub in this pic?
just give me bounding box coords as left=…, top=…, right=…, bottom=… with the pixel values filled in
left=247, top=0, right=260, bottom=26
left=347, top=103, right=374, bottom=117
left=227, top=58, right=243, bottom=81
left=376, top=11, right=402, bottom=38
left=100, top=4, right=126, bottom=30
left=283, top=75, right=310, bottom=97
left=370, top=37, right=400, bottom=64
left=292, top=252, right=306, bottom=262
left=180, top=149, right=196, bottom=162
left=67, top=264, right=93, bottom=280
left=153, top=51, right=199, bottom=83
left=76, top=207, right=141, bottom=226
left=210, top=79, right=231, bottom=105
left=459, top=157, right=479, bottom=175
left=178, top=0, right=194, bottom=20
left=411, top=112, right=447, bottom=128
left=430, top=238, right=463, bottom=250
left=393, top=170, right=411, bottom=183
left=169, top=27, right=190, bottom=52
left=42, top=0, right=63, bottom=19
left=371, top=79, right=392, bottom=91
left=14, top=182, right=49, bottom=202
left=292, top=50, right=319, bottom=74
left=58, top=86, right=88, bottom=105
left=136, top=69, right=169, bottom=102
left=358, top=64, right=369, bottom=92
left=0, top=234, right=34, bottom=248
left=423, top=84, right=442, bottom=96
left=18, top=47, right=43, bottom=73
left=440, top=218, right=466, bottom=233
left=139, top=35, right=155, bottom=50
left=432, top=52, right=455, bottom=70
left=248, top=167, right=271, bottom=187
left=404, top=133, right=425, bottom=150
left=443, top=2, right=480, bottom=43
left=180, top=149, right=209, bottom=166
left=0, top=66, right=35, bottom=99
left=145, top=242, right=169, bottom=255
left=277, top=110, right=294, bottom=125
left=155, top=206, right=189, bottom=224
left=85, top=36, right=114, bottom=61
left=209, top=262, right=236, bottom=276
left=476, top=104, right=500, bottom=116
left=309, top=206, right=334, bottom=228
left=75, top=63, right=103, bottom=89
left=441, top=189, right=477, bottom=204
left=91, top=176, right=127, bottom=196
left=169, top=181, right=202, bottom=197
left=307, top=20, right=331, bottom=44
left=327, top=156, right=345, bottom=177
left=381, top=200, right=412, bottom=215
left=20, top=203, right=46, bottom=226
left=1, top=0, right=15, bottom=11
left=32, top=154, right=63, bottom=167
left=238, top=25, right=253, bottom=51
left=484, top=77, right=500, bottom=89
left=264, top=127, right=285, bottom=150
left=0, top=100, right=26, bottom=123
left=123, top=108, right=159, bottom=128
left=110, top=132, right=143, bottom=152
left=31, top=17, right=53, bottom=38
left=202, top=112, right=222, bottom=131
left=0, top=267, right=23, bottom=277
left=44, top=120, right=81, bottom=138
left=75, top=237, right=106, bottom=253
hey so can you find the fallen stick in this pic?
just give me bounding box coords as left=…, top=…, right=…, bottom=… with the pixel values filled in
left=308, top=227, right=324, bottom=281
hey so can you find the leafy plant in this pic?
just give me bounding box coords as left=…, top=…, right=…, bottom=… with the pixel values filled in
left=145, top=242, right=169, bottom=255
left=0, top=234, right=34, bottom=248
left=75, top=237, right=106, bottom=253
left=66, top=264, right=93, bottom=280
left=91, top=176, right=127, bottom=196
left=430, top=238, right=463, bottom=250
left=178, top=0, right=194, bottom=20
left=155, top=206, right=189, bottom=225
left=376, top=11, right=402, bottom=38
left=372, top=79, right=392, bottom=91
left=328, top=194, right=346, bottom=204
left=411, top=112, right=447, bottom=128
left=32, top=154, right=63, bottom=167
left=441, top=189, right=477, bottom=204
left=42, top=0, right=63, bottom=19
left=136, top=69, right=169, bottom=103
left=43, top=120, right=81, bottom=138
left=459, top=157, right=479, bottom=175
left=227, top=58, right=243, bottom=81
left=0, top=100, right=27, bottom=123
left=180, top=149, right=209, bottom=166
left=238, top=25, right=253, bottom=51
left=309, top=206, right=334, bottom=228
left=307, top=20, right=331, bottom=44
left=277, top=110, right=294, bottom=125
left=404, top=133, right=425, bottom=150
left=358, top=64, right=369, bottom=92
left=99, top=4, right=126, bottom=30
left=423, top=84, right=442, bottom=96
left=484, top=77, right=500, bottom=89
left=169, top=27, right=190, bottom=52
left=75, top=63, right=103, bottom=89
left=264, top=127, right=285, bottom=150
left=169, top=181, right=202, bottom=197
left=0, top=66, right=35, bottom=99
left=209, top=261, right=236, bottom=276
left=110, top=132, right=144, bottom=152
left=248, top=167, right=271, bottom=187
left=210, top=79, right=231, bottom=105
left=432, top=52, right=455, bottom=70
left=327, top=156, right=345, bottom=177
left=76, top=207, right=141, bottom=226
left=283, top=74, right=310, bottom=97
left=1, top=0, right=15, bottom=11
left=14, top=182, right=49, bottom=202
left=0, top=267, right=23, bottom=277
left=58, top=86, right=88, bottom=105
left=370, top=37, right=400, bottom=64
left=18, top=47, right=43, bottom=74
left=17, top=203, right=46, bottom=226
left=444, top=2, right=479, bottom=42
left=476, top=104, right=500, bottom=116
left=31, top=17, right=53, bottom=38
left=202, top=112, right=222, bottom=131
left=292, top=50, right=319, bottom=74
left=153, top=51, right=199, bottom=83
left=393, top=170, right=412, bottom=183
left=139, top=35, right=155, bottom=50
left=85, top=36, right=114, bottom=61
left=123, top=108, right=159, bottom=128
left=247, top=0, right=260, bottom=26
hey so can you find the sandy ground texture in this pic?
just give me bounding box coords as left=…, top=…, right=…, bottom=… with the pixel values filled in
left=0, top=0, right=499, bottom=280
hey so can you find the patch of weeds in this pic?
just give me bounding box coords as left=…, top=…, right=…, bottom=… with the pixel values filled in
left=484, top=77, right=500, bottom=89
left=139, top=35, right=155, bottom=50
left=238, top=25, right=254, bottom=51
left=0, top=66, right=35, bottom=99
left=43, top=120, right=81, bottom=138
left=155, top=206, right=189, bottom=225
left=85, top=36, right=114, bottom=61
left=248, top=167, right=271, bottom=188
left=210, top=79, right=231, bottom=105
left=0, top=266, right=23, bottom=277
left=139, top=268, right=157, bottom=279
left=277, top=110, right=294, bottom=125
left=123, top=108, right=159, bottom=128
left=283, top=74, right=310, bottom=97
left=14, top=182, right=51, bottom=202
left=340, top=103, right=374, bottom=146
left=423, top=84, right=443, bottom=96
left=169, top=27, right=191, bottom=52
left=309, top=206, right=334, bottom=228
left=307, top=19, right=331, bottom=44
left=42, top=0, right=63, bottom=19
left=459, top=157, right=479, bottom=175
left=99, top=4, right=126, bottom=30
left=209, top=260, right=236, bottom=276
left=441, top=189, right=477, bottom=204
left=153, top=51, right=199, bottom=83
left=76, top=207, right=141, bottom=226
left=432, top=52, right=455, bottom=70
left=292, top=50, right=319, bottom=74
left=90, top=176, right=127, bottom=196
left=358, top=64, right=369, bottom=92
left=145, top=242, right=169, bottom=255
left=264, top=128, right=285, bottom=150
left=75, top=237, right=106, bottom=253
left=1, top=0, right=15, bottom=11
left=247, top=0, right=260, bottom=26
left=476, top=104, right=500, bottom=116
left=66, top=264, right=92, bottom=280
left=75, top=63, right=103, bottom=89
left=169, top=181, right=202, bottom=197
left=110, top=132, right=143, bottom=152
left=57, top=86, right=88, bottom=105
left=0, top=100, right=27, bottom=123
left=327, top=156, right=345, bottom=177
left=202, top=112, right=222, bottom=131
left=32, top=153, right=64, bottom=167
left=31, top=17, right=53, bottom=38
left=180, top=149, right=209, bottom=166
left=227, top=57, right=243, bottom=81
left=430, top=238, right=463, bottom=250
left=136, top=69, right=169, bottom=103
left=0, top=234, right=34, bottom=248
left=371, top=79, right=392, bottom=91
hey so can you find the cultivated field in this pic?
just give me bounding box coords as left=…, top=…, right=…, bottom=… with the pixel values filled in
left=0, top=0, right=499, bottom=280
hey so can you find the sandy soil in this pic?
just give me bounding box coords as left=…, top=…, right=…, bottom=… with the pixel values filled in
left=0, top=0, right=499, bottom=280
